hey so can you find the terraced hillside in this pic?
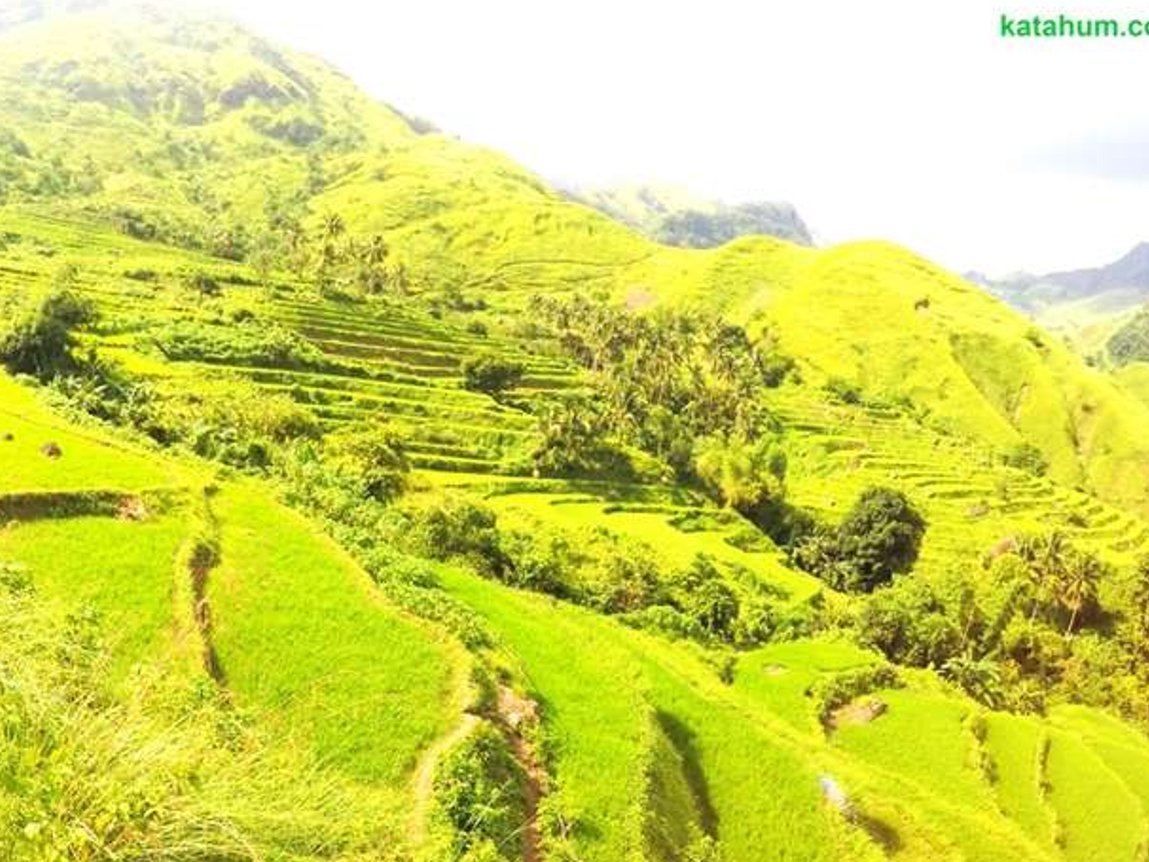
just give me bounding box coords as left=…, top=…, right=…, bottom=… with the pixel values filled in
left=7, top=5, right=1149, bottom=862
left=6, top=5, right=1149, bottom=520
left=770, top=386, right=1149, bottom=568
left=0, top=374, right=469, bottom=859
left=5, top=195, right=1149, bottom=642
left=9, top=370, right=1149, bottom=861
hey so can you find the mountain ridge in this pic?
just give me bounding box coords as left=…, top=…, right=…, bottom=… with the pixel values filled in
left=564, top=182, right=815, bottom=248
left=976, top=241, right=1149, bottom=324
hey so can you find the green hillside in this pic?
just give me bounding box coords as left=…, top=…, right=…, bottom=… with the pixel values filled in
left=4, top=4, right=1149, bottom=861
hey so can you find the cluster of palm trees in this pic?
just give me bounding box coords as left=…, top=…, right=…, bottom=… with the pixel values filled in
left=1013, top=531, right=1105, bottom=636
left=529, top=294, right=774, bottom=458
left=280, top=212, right=407, bottom=295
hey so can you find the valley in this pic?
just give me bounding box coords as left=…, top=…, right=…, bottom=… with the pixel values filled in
left=4, top=4, right=1149, bottom=861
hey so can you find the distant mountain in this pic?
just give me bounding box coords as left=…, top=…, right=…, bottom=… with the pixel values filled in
left=977, top=243, right=1149, bottom=321
left=564, top=183, right=814, bottom=248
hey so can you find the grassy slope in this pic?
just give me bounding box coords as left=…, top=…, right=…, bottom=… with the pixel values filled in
left=210, top=482, right=467, bottom=788
left=0, top=372, right=467, bottom=857
left=0, top=375, right=175, bottom=491
left=6, top=5, right=1149, bottom=517
left=0, top=4, right=415, bottom=226
left=313, top=134, right=1149, bottom=517
left=0, top=514, right=187, bottom=681
left=438, top=566, right=861, bottom=862
left=441, top=565, right=1149, bottom=862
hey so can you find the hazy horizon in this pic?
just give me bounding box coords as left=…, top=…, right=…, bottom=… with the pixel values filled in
left=178, top=0, right=1149, bottom=276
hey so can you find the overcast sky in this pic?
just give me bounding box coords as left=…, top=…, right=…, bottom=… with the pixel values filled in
left=206, top=0, right=1146, bottom=275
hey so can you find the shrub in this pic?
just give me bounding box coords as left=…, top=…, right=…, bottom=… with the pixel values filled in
left=400, top=498, right=510, bottom=576
left=810, top=665, right=901, bottom=728
left=1002, top=441, right=1048, bottom=476
left=0, top=288, right=96, bottom=378
left=855, top=576, right=962, bottom=666
left=151, top=320, right=328, bottom=370
left=673, top=556, right=740, bottom=641
left=496, top=529, right=577, bottom=598
left=123, top=377, right=320, bottom=469
left=793, top=487, right=926, bottom=592
left=942, top=655, right=1006, bottom=709
left=583, top=542, right=664, bottom=613
left=825, top=377, right=861, bottom=405
left=325, top=424, right=410, bottom=502
left=618, top=605, right=705, bottom=641
left=433, top=722, right=526, bottom=861
left=461, top=355, right=525, bottom=395
left=182, top=269, right=221, bottom=300
left=461, top=353, right=526, bottom=397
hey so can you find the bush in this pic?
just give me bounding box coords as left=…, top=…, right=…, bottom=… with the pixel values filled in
left=0, top=288, right=95, bottom=378
left=793, top=487, right=926, bottom=592
left=433, top=722, right=526, bottom=862
left=810, top=664, right=901, bottom=728
left=856, top=576, right=963, bottom=666
left=673, top=556, right=739, bottom=641
left=1002, top=441, right=1048, bottom=477
left=400, top=498, right=510, bottom=576
left=583, top=541, right=664, bottom=613
left=461, top=356, right=525, bottom=396
left=618, top=605, right=705, bottom=641
left=151, top=320, right=328, bottom=370
left=325, top=424, right=409, bottom=502
left=121, top=377, right=320, bottom=469
left=825, top=377, right=861, bottom=405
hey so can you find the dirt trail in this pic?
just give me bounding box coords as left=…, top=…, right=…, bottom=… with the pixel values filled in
left=408, top=685, right=547, bottom=862
left=188, top=537, right=225, bottom=685
left=175, top=488, right=226, bottom=686
left=409, top=710, right=480, bottom=846
left=496, top=685, right=546, bottom=862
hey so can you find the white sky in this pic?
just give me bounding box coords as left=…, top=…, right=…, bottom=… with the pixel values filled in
left=204, top=0, right=1148, bottom=275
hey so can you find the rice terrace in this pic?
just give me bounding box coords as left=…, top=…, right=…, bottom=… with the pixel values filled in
left=4, top=2, right=1149, bottom=860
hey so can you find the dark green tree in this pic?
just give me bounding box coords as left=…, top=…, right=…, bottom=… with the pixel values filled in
left=0, top=287, right=95, bottom=378
left=461, top=356, right=525, bottom=396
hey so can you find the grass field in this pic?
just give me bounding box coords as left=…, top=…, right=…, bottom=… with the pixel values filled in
left=0, top=513, right=187, bottom=681
left=210, top=483, right=468, bottom=788
left=0, top=374, right=470, bottom=858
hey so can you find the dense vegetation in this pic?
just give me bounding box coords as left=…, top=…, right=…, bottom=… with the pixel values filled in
left=1107, top=305, right=1149, bottom=366
left=4, top=5, right=1149, bottom=862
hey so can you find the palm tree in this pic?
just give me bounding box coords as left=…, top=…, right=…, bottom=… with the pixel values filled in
left=364, top=234, right=388, bottom=267
left=284, top=220, right=309, bottom=278
left=358, top=234, right=389, bottom=294
left=321, top=212, right=345, bottom=244
left=314, top=213, right=347, bottom=291
left=1058, top=550, right=1102, bottom=635
left=942, top=654, right=1005, bottom=709
left=1016, top=532, right=1067, bottom=622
